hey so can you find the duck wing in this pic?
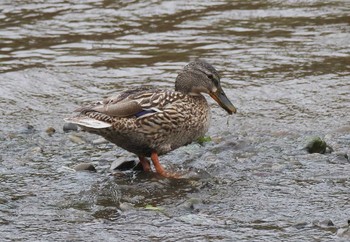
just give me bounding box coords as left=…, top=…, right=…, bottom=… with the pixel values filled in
left=76, top=87, right=159, bottom=118
left=65, top=87, right=183, bottom=128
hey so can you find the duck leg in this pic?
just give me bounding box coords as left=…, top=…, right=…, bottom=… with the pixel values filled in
left=150, top=151, right=179, bottom=178
left=138, top=156, right=151, bottom=172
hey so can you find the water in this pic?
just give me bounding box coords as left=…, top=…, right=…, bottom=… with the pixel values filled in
left=1, top=0, right=350, bottom=241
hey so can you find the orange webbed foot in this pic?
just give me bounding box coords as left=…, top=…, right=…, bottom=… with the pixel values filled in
left=150, top=151, right=181, bottom=179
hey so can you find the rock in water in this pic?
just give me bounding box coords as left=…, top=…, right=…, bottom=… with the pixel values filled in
left=68, top=134, right=85, bottom=144
left=305, top=136, right=327, bottom=154
left=73, top=163, right=96, bottom=172
left=110, top=158, right=143, bottom=171
left=19, top=123, right=35, bottom=134
left=46, top=127, right=56, bottom=136
left=63, top=123, right=79, bottom=132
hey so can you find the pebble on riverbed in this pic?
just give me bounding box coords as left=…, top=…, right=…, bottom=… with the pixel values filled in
left=92, top=138, right=108, bottom=145
left=73, top=162, right=96, bottom=172
left=337, top=220, right=350, bottom=238
left=305, top=136, right=328, bottom=154
left=119, top=202, right=134, bottom=211
left=19, top=123, right=35, bottom=134
left=63, top=123, right=79, bottom=132
left=110, top=158, right=143, bottom=171
left=179, top=197, right=203, bottom=211
left=312, top=219, right=335, bottom=228
left=68, top=134, right=85, bottom=144
left=46, top=127, right=56, bottom=136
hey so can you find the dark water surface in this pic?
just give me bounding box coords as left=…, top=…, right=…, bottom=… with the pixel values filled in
left=1, top=0, right=350, bottom=241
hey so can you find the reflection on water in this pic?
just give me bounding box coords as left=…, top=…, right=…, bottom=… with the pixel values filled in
left=0, top=0, right=350, bottom=241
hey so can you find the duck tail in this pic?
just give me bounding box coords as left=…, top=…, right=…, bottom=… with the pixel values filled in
left=64, top=116, right=112, bottom=129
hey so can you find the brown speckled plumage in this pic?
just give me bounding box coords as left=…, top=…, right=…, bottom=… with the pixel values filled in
left=65, top=59, right=236, bottom=177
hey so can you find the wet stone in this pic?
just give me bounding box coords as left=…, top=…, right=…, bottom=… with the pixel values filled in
left=19, top=123, right=35, bottom=134
left=46, top=127, right=56, bottom=136
left=211, top=136, right=224, bottom=144
left=179, top=197, right=203, bottom=211
left=63, top=123, right=79, bottom=132
left=69, top=134, right=85, bottom=144
left=337, top=221, right=350, bottom=238
left=337, top=227, right=350, bottom=238
left=0, top=134, right=6, bottom=141
left=313, top=219, right=335, bottom=228
left=305, top=136, right=327, bottom=154
left=30, top=146, right=43, bottom=153
left=92, top=138, right=108, bottom=145
left=177, top=214, right=216, bottom=226
left=119, top=202, right=134, bottom=211
left=110, top=158, right=143, bottom=171
left=73, top=163, right=96, bottom=172
left=294, top=222, right=308, bottom=229
left=331, top=152, right=350, bottom=163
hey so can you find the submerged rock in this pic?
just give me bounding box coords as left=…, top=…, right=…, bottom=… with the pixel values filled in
left=337, top=220, right=350, bottom=238
left=110, top=158, right=143, bottom=171
left=305, top=136, right=327, bottom=154
left=63, top=123, right=79, bottom=132
left=331, top=152, right=349, bottom=163
left=92, top=138, right=108, bottom=145
left=179, top=197, right=203, bottom=211
left=177, top=214, right=217, bottom=226
left=30, top=146, right=43, bottom=154
left=119, top=202, right=134, bottom=211
left=46, top=127, right=56, bottom=136
left=73, top=162, right=96, bottom=172
left=69, top=134, right=85, bottom=144
left=19, top=123, right=35, bottom=134
left=313, top=219, right=336, bottom=229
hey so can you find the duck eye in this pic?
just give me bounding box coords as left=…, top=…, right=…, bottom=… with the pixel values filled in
left=207, top=74, right=218, bottom=86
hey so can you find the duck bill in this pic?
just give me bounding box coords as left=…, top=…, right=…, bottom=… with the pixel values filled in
left=209, top=87, right=237, bottom=114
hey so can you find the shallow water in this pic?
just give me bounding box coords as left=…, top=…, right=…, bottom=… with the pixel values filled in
left=1, top=0, right=350, bottom=241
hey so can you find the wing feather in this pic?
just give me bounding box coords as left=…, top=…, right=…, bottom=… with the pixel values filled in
left=70, top=87, right=183, bottom=118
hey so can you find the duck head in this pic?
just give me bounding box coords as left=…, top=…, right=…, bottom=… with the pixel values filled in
left=175, top=59, right=237, bottom=114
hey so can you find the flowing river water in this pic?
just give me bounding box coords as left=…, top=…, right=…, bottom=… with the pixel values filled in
left=0, top=0, right=349, bottom=241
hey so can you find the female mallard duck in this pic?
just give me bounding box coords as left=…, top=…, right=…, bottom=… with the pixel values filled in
left=65, top=60, right=236, bottom=177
